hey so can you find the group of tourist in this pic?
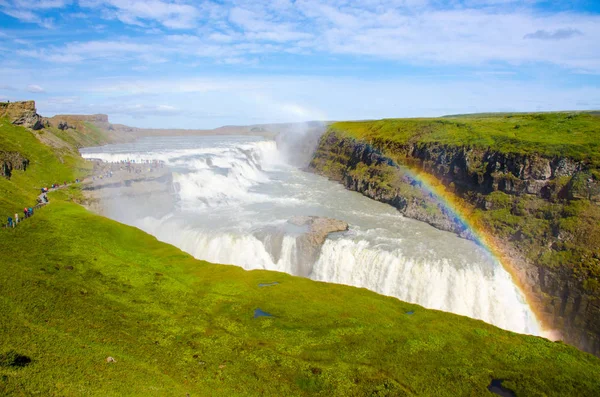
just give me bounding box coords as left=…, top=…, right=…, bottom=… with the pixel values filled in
left=95, top=159, right=165, bottom=177
left=3, top=179, right=80, bottom=229
left=7, top=206, right=36, bottom=228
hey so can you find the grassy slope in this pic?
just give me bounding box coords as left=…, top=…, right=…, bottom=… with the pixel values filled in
left=332, top=112, right=600, bottom=166
left=1, top=120, right=600, bottom=396
left=2, top=201, right=600, bottom=396
left=0, top=119, right=90, bottom=217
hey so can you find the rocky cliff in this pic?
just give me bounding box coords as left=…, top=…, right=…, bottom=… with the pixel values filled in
left=310, top=128, right=600, bottom=356
left=397, top=142, right=598, bottom=201
left=310, top=133, right=466, bottom=235
left=0, top=101, right=45, bottom=130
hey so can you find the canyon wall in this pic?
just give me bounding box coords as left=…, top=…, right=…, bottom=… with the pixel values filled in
left=310, top=129, right=600, bottom=356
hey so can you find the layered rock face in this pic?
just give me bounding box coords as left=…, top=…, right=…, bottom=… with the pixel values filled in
left=0, top=101, right=45, bottom=130
left=406, top=143, right=598, bottom=202
left=310, top=130, right=600, bottom=356
left=309, top=133, right=466, bottom=236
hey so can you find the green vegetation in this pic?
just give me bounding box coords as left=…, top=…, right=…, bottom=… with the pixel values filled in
left=474, top=191, right=600, bottom=279
left=2, top=117, right=600, bottom=395
left=2, top=201, right=600, bottom=396
left=331, top=112, right=600, bottom=165
left=0, top=118, right=90, bottom=217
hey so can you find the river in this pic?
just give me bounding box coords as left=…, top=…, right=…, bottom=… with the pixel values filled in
left=80, top=135, right=540, bottom=335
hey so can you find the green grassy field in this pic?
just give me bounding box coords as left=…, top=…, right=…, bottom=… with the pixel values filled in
left=331, top=112, right=600, bottom=166
left=2, top=118, right=600, bottom=395
left=2, top=200, right=600, bottom=396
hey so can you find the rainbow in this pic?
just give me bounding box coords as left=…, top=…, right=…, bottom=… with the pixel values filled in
left=389, top=159, right=552, bottom=337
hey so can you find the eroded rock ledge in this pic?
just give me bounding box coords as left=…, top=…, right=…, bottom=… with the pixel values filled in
left=289, top=216, right=349, bottom=275
left=253, top=216, right=349, bottom=278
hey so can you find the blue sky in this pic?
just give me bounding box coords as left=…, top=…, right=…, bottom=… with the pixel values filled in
left=1, top=0, right=599, bottom=128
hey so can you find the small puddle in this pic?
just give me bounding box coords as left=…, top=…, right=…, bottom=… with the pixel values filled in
left=487, top=379, right=516, bottom=397
left=258, top=282, right=280, bottom=288
left=254, top=308, right=274, bottom=318
left=405, top=311, right=415, bottom=315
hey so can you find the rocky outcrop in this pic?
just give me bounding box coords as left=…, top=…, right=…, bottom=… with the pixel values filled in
left=1, top=151, right=29, bottom=179
left=309, top=129, right=600, bottom=356
left=309, top=133, right=467, bottom=237
left=289, top=216, right=349, bottom=276
left=253, top=216, right=349, bottom=277
left=0, top=101, right=45, bottom=130
left=57, top=121, right=73, bottom=131
left=403, top=143, right=598, bottom=201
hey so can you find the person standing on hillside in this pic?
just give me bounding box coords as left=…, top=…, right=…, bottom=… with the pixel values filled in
left=14, top=213, right=18, bottom=225
left=23, top=208, right=28, bottom=219
left=7, top=216, right=13, bottom=228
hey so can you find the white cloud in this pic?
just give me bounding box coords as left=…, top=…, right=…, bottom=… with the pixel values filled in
left=18, top=40, right=157, bottom=63
left=9, top=1, right=597, bottom=73
left=26, top=84, right=46, bottom=93
left=88, top=77, right=264, bottom=95
left=0, top=0, right=68, bottom=27
left=79, top=0, right=200, bottom=29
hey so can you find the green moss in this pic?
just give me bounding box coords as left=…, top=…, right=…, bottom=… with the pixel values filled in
left=348, top=162, right=370, bottom=180
left=332, top=112, right=600, bottom=166
left=486, top=191, right=513, bottom=210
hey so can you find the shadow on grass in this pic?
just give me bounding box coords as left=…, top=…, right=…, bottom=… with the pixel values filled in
left=0, top=350, right=32, bottom=368
left=488, top=379, right=516, bottom=397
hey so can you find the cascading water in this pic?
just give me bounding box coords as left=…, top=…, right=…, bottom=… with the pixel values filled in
left=81, top=135, right=541, bottom=335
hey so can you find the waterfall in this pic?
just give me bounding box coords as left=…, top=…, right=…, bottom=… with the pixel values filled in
left=81, top=135, right=541, bottom=336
